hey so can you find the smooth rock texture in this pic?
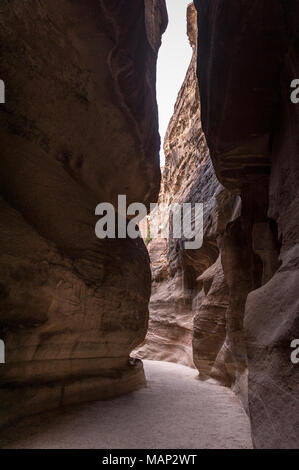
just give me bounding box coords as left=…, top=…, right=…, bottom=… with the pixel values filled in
left=195, top=0, right=299, bottom=448
left=0, top=360, right=253, bottom=449
left=0, top=0, right=167, bottom=428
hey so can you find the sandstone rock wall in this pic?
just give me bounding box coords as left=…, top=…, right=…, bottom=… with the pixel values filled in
left=135, top=4, right=209, bottom=368
left=0, top=0, right=167, bottom=428
left=195, top=0, right=299, bottom=448
left=135, top=5, right=248, bottom=398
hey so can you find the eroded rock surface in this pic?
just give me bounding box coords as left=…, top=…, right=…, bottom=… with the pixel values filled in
left=195, top=0, right=299, bottom=448
left=137, top=2, right=299, bottom=449
left=135, top=4, right=210, bottom=368
left=0, top=0, right=167, bottom=427
left=135, top=6, right=246, bottom=395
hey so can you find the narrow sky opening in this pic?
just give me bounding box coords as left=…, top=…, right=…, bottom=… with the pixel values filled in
left=157, top=0, right=192, bottom=166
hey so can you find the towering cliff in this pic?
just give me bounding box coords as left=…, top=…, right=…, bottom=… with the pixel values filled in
left=135, top=5, right=247, bottom=402
left=195, top=0, right=299, bottom=449
left=1, top=0, right=297, bottom=449
left=136, top=4, right=299, bottom=450
left=0, top=0, right=167, bottom=427
left=135, top=3, right=209, bottom=367
left=135, top=6, right=200, bottom=367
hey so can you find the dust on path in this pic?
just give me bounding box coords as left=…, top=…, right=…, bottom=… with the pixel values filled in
left=0, top=360, right=253, bottom=449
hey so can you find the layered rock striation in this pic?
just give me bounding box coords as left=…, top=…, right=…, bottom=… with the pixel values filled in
left=0, top=0, right=167, bottom=427
left=137, top=2, right=299, bottom=449
left=135, top=5, right=247, bottom=395
left=195, top=0, right=299, bottom=448
left=135, top=3, right=210, bottom=368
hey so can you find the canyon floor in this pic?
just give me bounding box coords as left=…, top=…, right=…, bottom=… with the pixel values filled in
left=0, top=360, right=253, bottom=449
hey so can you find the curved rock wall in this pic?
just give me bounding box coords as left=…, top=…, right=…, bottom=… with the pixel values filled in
left=135, top=3, right=209, bottom=368
left=195, top=0, right=299, bottom=449
left=135, top=6, right=247, bottom=395
left=0, top=0, right=167, bottom=428
left=136, top=2, right=299, bottom=448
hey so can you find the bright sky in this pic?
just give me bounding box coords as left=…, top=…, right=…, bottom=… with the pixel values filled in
left=157, top=0, right=192, bottom=165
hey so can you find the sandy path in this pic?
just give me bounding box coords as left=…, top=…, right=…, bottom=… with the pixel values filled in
left=0, top=360, right=252, bottom=449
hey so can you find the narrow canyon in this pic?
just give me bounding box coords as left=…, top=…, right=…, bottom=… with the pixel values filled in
left=0, top=0, right=298, bottom=450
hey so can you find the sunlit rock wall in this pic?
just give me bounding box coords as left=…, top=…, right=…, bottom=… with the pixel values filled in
left=135, top=6, right=245, bottom=390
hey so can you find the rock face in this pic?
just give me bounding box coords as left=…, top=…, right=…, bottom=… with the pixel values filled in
left=135, top=5, right=247, bottom=396
left=0, top=0, right=167, bottom=427
left=135, top=3, right=209, bottom=368
left=195, top=0, right=299, bottom=448
left=137, top=1, right=299, bottom=448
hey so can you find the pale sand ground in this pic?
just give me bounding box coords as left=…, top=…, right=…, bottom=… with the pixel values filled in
left=0, top=360, right=253, bottom=449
